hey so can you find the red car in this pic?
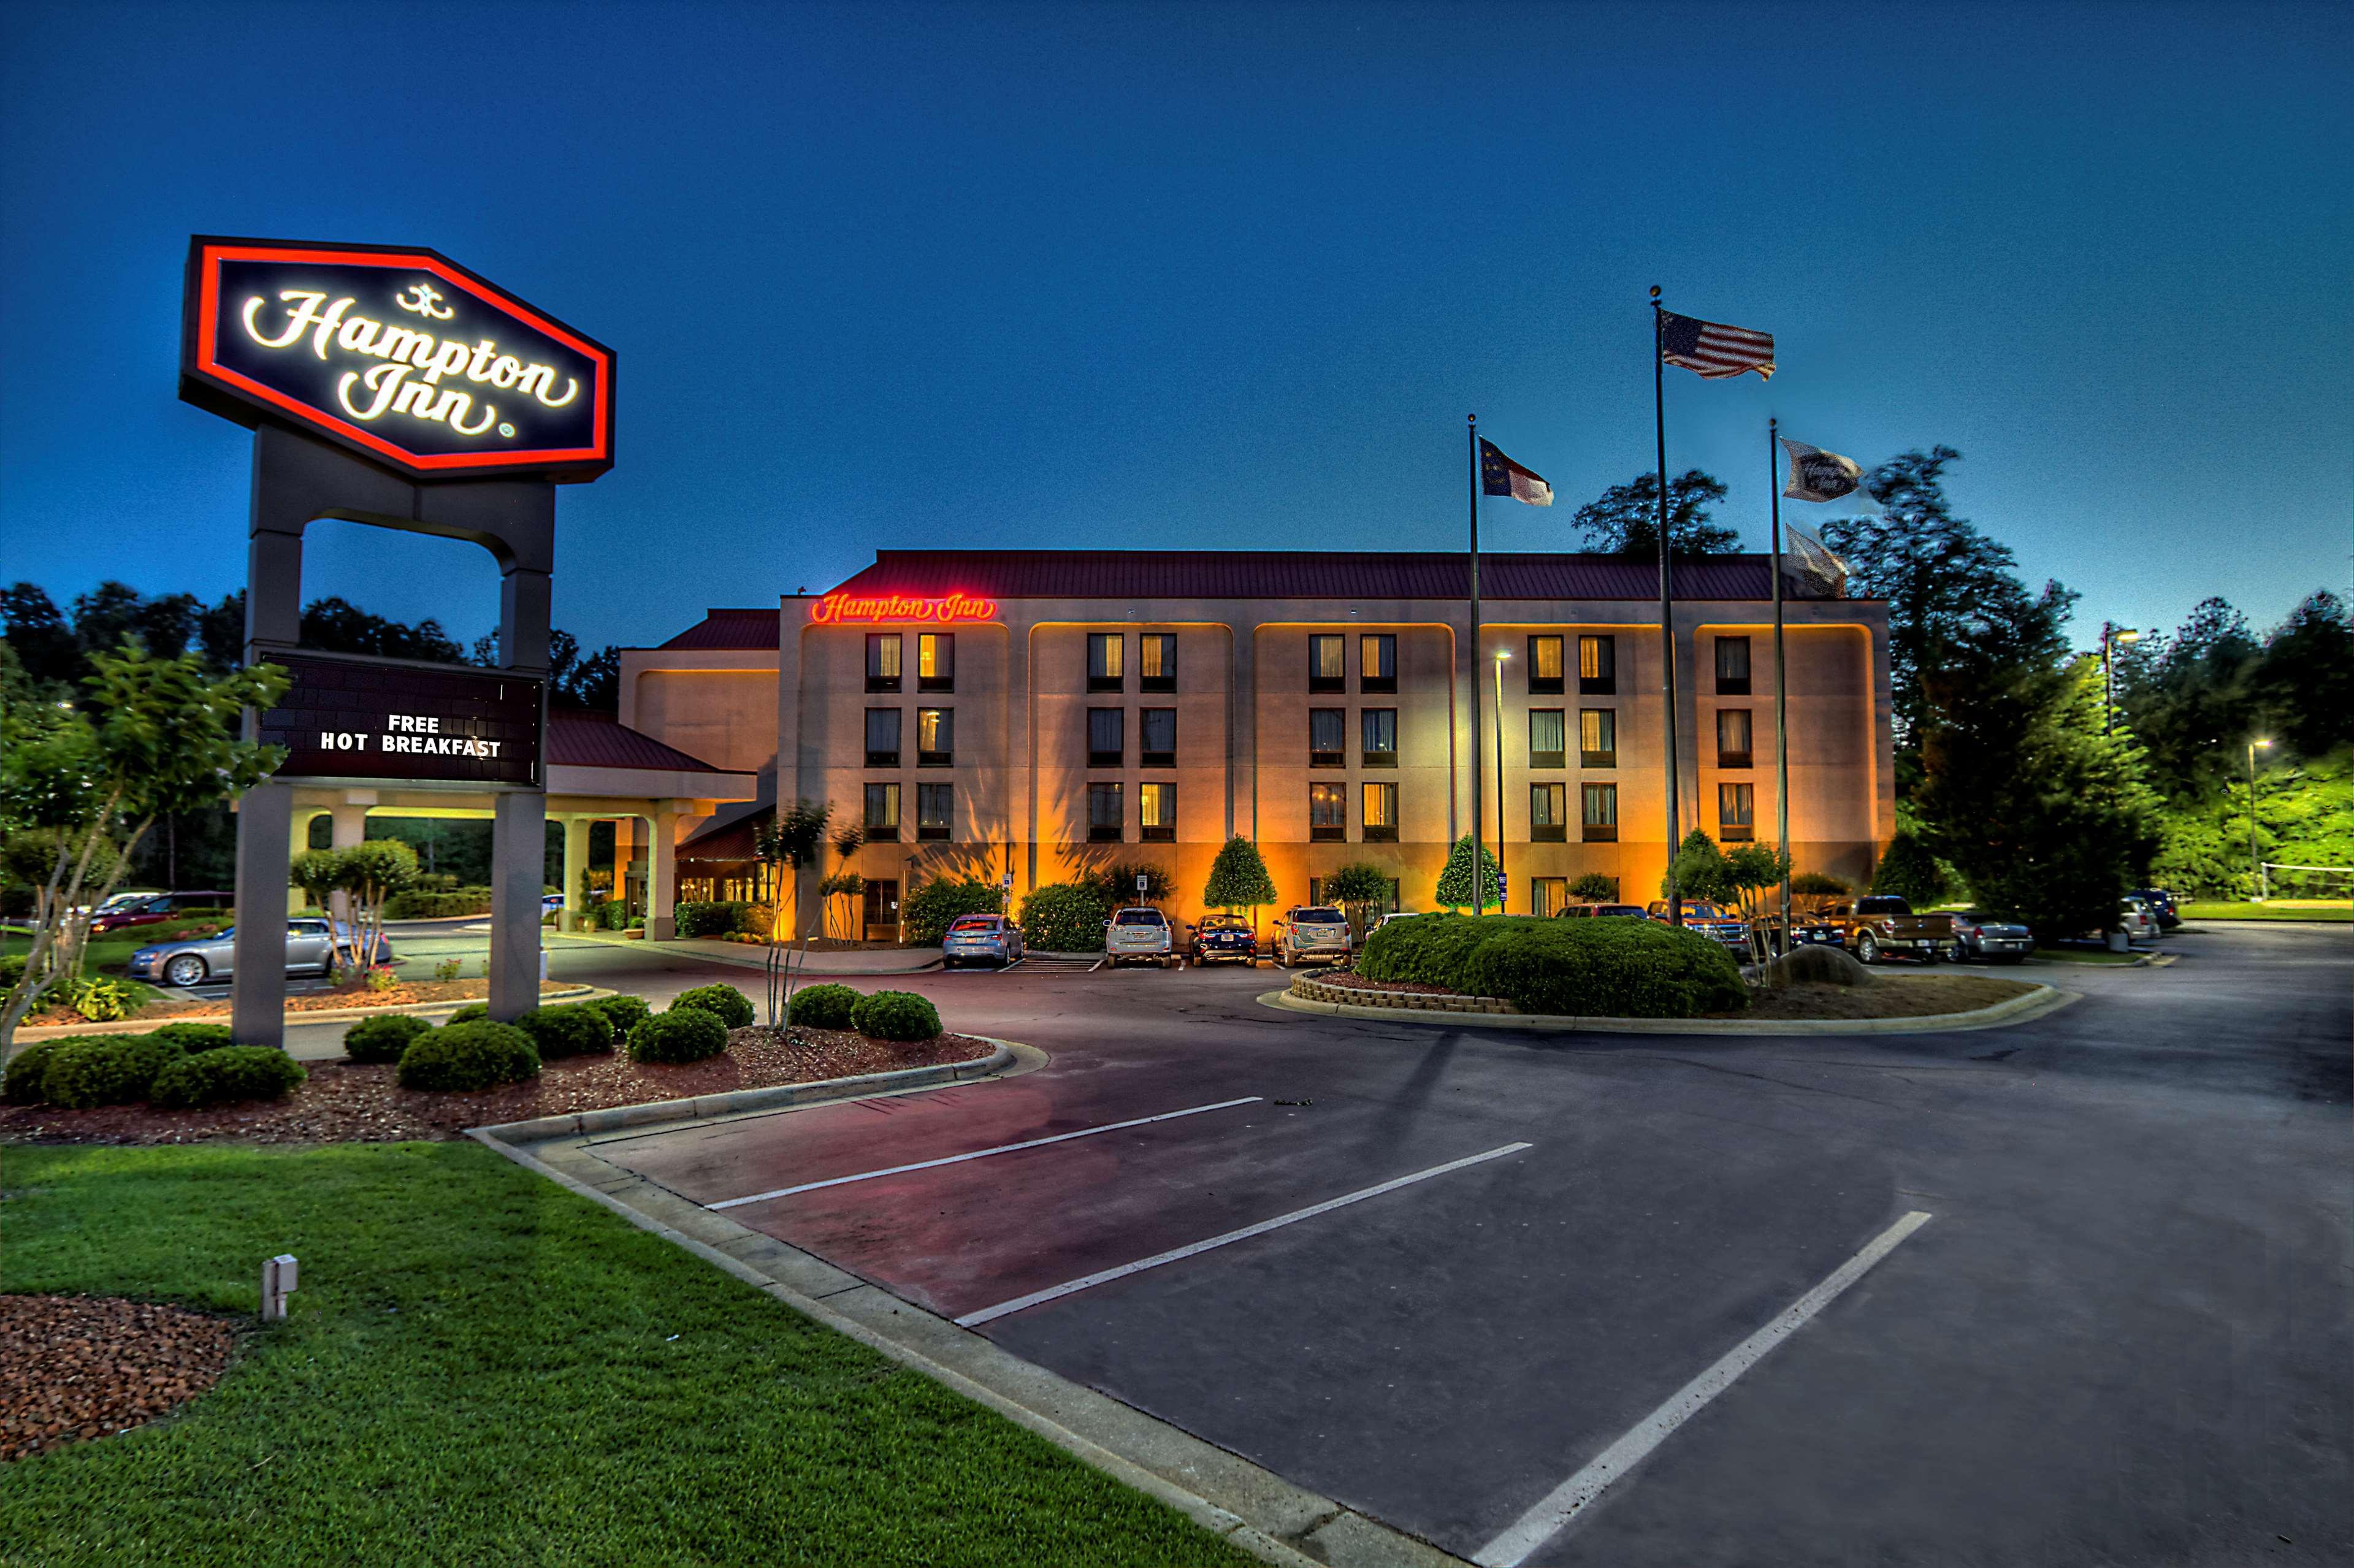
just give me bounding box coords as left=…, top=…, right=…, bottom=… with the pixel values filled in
left=86, top=890, right=234, bottom=935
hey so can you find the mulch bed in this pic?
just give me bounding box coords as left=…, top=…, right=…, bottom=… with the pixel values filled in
left=1305, top=972, right=1466, bottom=997
left=1710, top=973, right=2036, bottom=1021
left=0, top=1027, right=998, bottom=1146
left=24, top=977, right=578, bottom=1029
left=0, top=1295, right=237, bottom=1463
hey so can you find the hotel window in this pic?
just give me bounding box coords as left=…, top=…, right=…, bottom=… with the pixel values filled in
left=866, top=633, right=902, bottom=693
left=1716, top=635, right=1752, bottom=696
left=1359, top=634, right=1396, bottom=694
left=1308, top=634, right=1346, bottom=694
left=917, top=782, right=952, bottom=841
left=1719, top=781, right=1756, bottom=841
left=1716, top=707, right=1752, bottom=768
left=1530, top=782, right=1569, bottom=842
left=1580, top=708, right=1617, bottom=768
left=1527, top=635, right=1565, bottom=695
left=1140, top=633, right=1177, bottom=693
left=1139, top=782, right=1175, bottom=842
left=863, top=782, right=901, bottom=840
left=1362, top=782, right=1399, bottom=843
left=1088, top=782, right=1123, bottom=841
left=1141, top=708, right=1177, bottom=768
left=917, top=708, right=953, bottom=767
left=864, top=708, right=901, bottom=768
left=1087, top=708, right=1125, bottom=768
left=1528, top=709, right=1565, bottom=769
left=1534, top=876, right=1570, bottom=917
left=1361, top=708, right=1397, bottom=768
left=917, top=633, right=955, bottom=693
left=1579, top=634, right=1616, bottom=695
left=862, top=879, right=899, bottom=939
left=1088, top=632, right=1125, bottom=692
left=1309, top=782, right=1346, bottom=841
left=1309, top=708, right=1345, bottom=768
left=1581, top=781, right=1618, bottom=843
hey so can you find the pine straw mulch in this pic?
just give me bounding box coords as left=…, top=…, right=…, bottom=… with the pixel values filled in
left=0, top=1027, right=999, bottom=1146
left=1711, top=971, right=2036, bottom=1021
left=1302, top=971, right=1466, bottom=996
left=0, top=1295, right=238, bottom=1463
left=22, top=977, right=578, bottom=1029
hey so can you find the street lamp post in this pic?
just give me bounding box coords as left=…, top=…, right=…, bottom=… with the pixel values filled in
left=2100, top=623, right=2144, bottom=734
left=1494, top=649, right=1510, bottom=915
left=2248, top=738, right=2273, bottom=899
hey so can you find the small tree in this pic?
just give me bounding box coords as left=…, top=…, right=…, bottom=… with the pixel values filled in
left=1323, top=862, right=1392, bottom=942
left=1202, top=836, right=1277, bottom=932
left=289, top=846, right=342, bottom=915
left=826, top=825, right=865, bottom=937
left=752, top=800, right=833, bottom=1025
left=334, top=838, right=419, bottom=973
left=1722, top=842, right=1794, bottom=960
left=1433, top=835, right=1502, bottom=911
left=1870, top=830, right=1949, bottom=906
left=1569, top=871, right=1618, bottom=904
left=1661, top=830, right=1733, bottom=905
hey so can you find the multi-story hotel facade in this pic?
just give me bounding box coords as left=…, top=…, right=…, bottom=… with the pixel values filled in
left=619, top=550, right=1893, bottom=938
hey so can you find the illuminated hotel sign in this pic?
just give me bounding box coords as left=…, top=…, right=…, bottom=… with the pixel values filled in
left=181, top=236, right=616, bottom=481
left=260, top=652, right=543, bottom=787
left=809, top=592, right=998, bottom=624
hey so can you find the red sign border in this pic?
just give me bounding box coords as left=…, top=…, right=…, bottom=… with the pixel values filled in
left=181, top=235, right=616, bottom=483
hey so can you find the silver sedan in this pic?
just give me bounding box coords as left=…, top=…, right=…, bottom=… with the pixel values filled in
left=128, top=917, right=394, bottom=987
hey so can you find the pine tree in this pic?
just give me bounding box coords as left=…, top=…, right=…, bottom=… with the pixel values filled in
left=1433, top=835, right=1503, bottom=911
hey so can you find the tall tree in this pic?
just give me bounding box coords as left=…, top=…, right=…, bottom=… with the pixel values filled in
left=2248, top=590, right=2352, bottom=762
left=1570, top=470, right=1737, bottom=556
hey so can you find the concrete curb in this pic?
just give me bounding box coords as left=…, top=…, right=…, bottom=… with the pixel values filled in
left=12, top=984, right=610, bottom=1044
left=469, top=1062, right=1469, bottom=1568
left=1257, top=980, right=2079, bottom=1036
left=566, top=931, right=949, bottom=976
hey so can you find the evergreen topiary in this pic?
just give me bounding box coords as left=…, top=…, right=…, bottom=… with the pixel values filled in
left=41, top=1034, right=185, bottom=1108
left=395, top=1021, right=540, bottom=1091
left=513, top=1003, right=616, bottom=1058
left=148, top=1046, right=307, bottom=1109
left=1433, top=835, right=1504, bottom=911
left=583, top=994, right=651, bottom=1035
left=669, top=983, right=752, bottom=1029
left=627, top=1007, right=730, bottom=1064
left=150, top=1022, right=237, bottom=1054
left=344, top=1012, right=434, bottom=1064
left=1569, top=872, right=1619, bottom=903
left=1202, top=836, right=1278, bottom=915
left=1870, top=830, right=1950, bottom=906
left=851, top=989, right=942, bottom=1041
left=785, top=983, right=860, bottom=1030
left=3, top=1039, right=63, bottom=1104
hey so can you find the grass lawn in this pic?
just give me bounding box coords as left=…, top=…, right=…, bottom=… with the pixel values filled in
left=0, top=1142, right=1253, bottom=1568
left=2179, top=901, right=2352, bottom=922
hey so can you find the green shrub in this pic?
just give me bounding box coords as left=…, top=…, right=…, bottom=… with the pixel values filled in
left=148, top=1046, right=307, bottom=1109
left=41, top=1033, right=185, bottom=1109
left=382, top=888, right=493, bottom=919
left=673, top=901, right=751, bottom=939
left=1790, top=871, right=1852, bottom=897
left=1870, top=830, right=1949, bottom=905
left=514, top=1002, right=616, bottom=1058
left=1, top=954, right=30, bottom=992
left=432, top=957, right=465, bottom=982
left=1359, top=912, right=1748, bottom=1019
left=4, top=1039, right=63, bottom=1104
left=901, top=878, right=1005, bottom=945
left=396, top=1021, right=541, bottom=1091
left=786, top=983, right=860, bottom=1030
left=343, top=1012, right=434, bottom=1064
left=670, top=983, right=752, bottom=1029
left=852, top=989, right=942, bottom=1041
left=1569, top=873, right=1619, bottom=903
left=58, top=975, right=144, bottom=1023
left=627, top=1007, right=729, bottom=1065
left=1018, top=882, right=1110, bottom=952
left=583, top=993, right=651, bottom=1035
left=150, top=1022, right=236, bottom=1054
left=598, top=901, right=630, bottom=931
left=445, top=1002, right=490, bottom=1023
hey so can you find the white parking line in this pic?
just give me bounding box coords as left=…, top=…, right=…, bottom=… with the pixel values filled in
left=708, top=1096, right=1265, bottom=1210
left=953, top=1141, right=1535, bottom=1328
left=1472, top=1209, right=1933, bottom=1568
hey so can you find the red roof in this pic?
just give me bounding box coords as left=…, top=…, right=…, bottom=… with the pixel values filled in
left=654, top=609, right=779, bottom=650
left=822, top=550, right=1828, bottom=602
left=548, top=712, right=736, bottom=775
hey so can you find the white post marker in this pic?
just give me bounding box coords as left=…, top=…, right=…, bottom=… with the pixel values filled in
left=261, top=1253, right=299, bottom=1322
left=1473, top=1210, right=1932, bottom=1568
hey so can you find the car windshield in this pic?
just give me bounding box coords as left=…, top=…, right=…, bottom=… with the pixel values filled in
left=1599, top=906, right=1641, bottom=916
left=1294, top=908, right=1344, bottom=924
left=1202, top=916, right=1250, bottom=930
left=948, top=916, right=1000, bottom=933
left=1114, top=909, right=1164, bottom=926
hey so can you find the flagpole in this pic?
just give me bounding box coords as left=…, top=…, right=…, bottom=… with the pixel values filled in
left=1651, top=287, right=1681, bottom=930
left=1770, top=416, right=1790, bottom=954
left=1468, top=414, right=1485, bottom=916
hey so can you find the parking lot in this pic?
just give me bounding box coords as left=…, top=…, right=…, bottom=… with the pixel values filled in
left=561, top=924, right=2351, bottom=1565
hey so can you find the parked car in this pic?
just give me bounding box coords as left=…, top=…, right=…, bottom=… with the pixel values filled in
left=1374, top=911, right=1429, bottom=930
left=942, top=912, right=1023, bottom=968
left=1949, top=909, right=2033, bottom=964
left=86, top=890, right=235, bottom=936
left=1643, top=900, right=1753, bottom=958
left=1190, top=912, right=1259, bottom=965
left=1271, top=906, right=1351, bottom=968
left=2130, top=888, right=2182, bottom=930
left=1105, top=906, right=1178, bottom=968
left=128, top=917, right=393, bottom=987
left=1819, top=895, right=1959, bottom=964
left=1557, top=903, right=1646, bottom=919
left=2116, top=897, right=2159, bottom=943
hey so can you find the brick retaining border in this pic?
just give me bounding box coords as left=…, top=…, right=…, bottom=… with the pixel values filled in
left=1288, top=974, right=1512, bottom=1014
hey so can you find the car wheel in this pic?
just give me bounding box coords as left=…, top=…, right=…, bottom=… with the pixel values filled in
left=163, top=954, right=207, bottom=987
left=1856, top=933, right=1879, bottom=965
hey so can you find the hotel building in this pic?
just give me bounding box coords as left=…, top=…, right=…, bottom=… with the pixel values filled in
left=617, top=550, right=1893, bottom=938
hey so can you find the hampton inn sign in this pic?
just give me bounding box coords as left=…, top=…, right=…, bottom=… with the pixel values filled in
left=180, top=237, right=616, bottom=481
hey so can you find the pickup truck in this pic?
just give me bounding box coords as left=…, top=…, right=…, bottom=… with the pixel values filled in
left=1817, top=895, right=1958, bottom=964
left=1645, top=900, right=1755, bottom=959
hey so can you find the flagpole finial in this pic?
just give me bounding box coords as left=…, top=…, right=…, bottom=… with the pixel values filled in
left=1649, top=285, right=1660, bottom=300
left=1770, top=416, right=1778, bottom=430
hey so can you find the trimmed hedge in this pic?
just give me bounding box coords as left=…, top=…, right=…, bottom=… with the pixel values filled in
left=902, top=879, right=1004, bottom=946
left=670, top=984, right=753, bottom=1030
left=852, top=989, right=942, bottom=1042
left=514, top=1002, right=616, bottom=1058
left=4, top=1039, right=64, bottom=1104
left=583, top=994, right=651, bottom=1035
left=396, top=1021, right=541, bottom=1092
left=444, top=1003, right=490, bottom=1024
left=673, top=901, right=751, bottom=939
left=148, top=1046, right=307, bottom=1109
left=383, top=887, right=493, bottom=920
left=1358, top=913, right=1748, bottom=1019
left=42, top=1034, right=184, bottom=1109
left=150, top=1022, right=236, bottom=1054
left=785, top=983, right=860, bottom=1030
left=627, top=1007, right=729, bottom=1065
left=1018, top=882, right=1110, bottom=953
left=344, top=1012, right=434, bottom=1064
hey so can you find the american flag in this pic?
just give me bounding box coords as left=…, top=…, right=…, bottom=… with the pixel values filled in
left=1658, top=310, right=1775, bottom=380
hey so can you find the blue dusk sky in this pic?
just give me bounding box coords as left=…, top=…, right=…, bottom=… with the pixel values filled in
left=2, top=1, right=2347, bottom=655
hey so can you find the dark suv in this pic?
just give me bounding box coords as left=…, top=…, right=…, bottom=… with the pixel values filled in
left=2129, top=889, right=2182, bottom=930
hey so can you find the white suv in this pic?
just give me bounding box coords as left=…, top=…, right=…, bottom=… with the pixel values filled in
left=1105, top=906, right=1177, bottom=968
left=1272, top=906, right=1351, bottom=968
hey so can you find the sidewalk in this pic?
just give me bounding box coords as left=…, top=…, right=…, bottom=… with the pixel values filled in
left=564, top=931, right=946, bottom=975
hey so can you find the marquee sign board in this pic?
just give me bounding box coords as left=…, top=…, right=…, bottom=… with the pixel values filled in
left=182, top=237, right=616, bottom=482
left=808, top=591, right=999, bottom=624
left=259, top=651, right=545, bottom=788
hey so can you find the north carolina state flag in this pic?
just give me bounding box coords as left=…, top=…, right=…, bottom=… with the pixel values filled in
left=1479, top=438, right=1552, bottom=506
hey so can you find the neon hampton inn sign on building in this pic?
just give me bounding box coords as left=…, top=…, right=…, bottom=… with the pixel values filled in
left=181, top=237, right=616, bottom=481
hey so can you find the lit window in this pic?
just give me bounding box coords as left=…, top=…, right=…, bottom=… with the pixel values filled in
left=1140, top=782, right=1175, bottom=841
left=1530, top=782, right=1567, bottom=841
left=1719, top=781, right=1755, bottom=841
left=1309, top=635, right=1345, bottom=692
left=1309, top=782, right=1345, bottom=841
left=917, top=782, right=952, bottom=840
left=1579, top=635, right=1615, bottom=695
left=1361, top=708, right=1397, bottom=767
left=1717, top=708, right=1752, bottom=768
left=863, top=782, right=900, bottom=838
left=1359, top=634, right=1396, bottom=692
left=918, top=633, right=955, bottom=692
left=1528, top=635, right=1565, bottom=694
left=1362, top=782, right=1398, bottom=841
left=1528, top=709, right=1565, bottom=768
left=1140, top=633, right=1177, bottom=692
left=866, top=633, right=902, bottom=692
left=1088, top=633, right=1124, bottom=691
left=917, top=708, right=953, bottom=767
left=1580, top=708, right=1616, bottom=768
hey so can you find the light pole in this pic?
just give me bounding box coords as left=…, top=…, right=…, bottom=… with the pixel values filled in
left=1494, top=649, right=1510, bottom=915
left=2248, top=737, right=2272, bottom=899
left=2100, top=623, right=2145, bottom=733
